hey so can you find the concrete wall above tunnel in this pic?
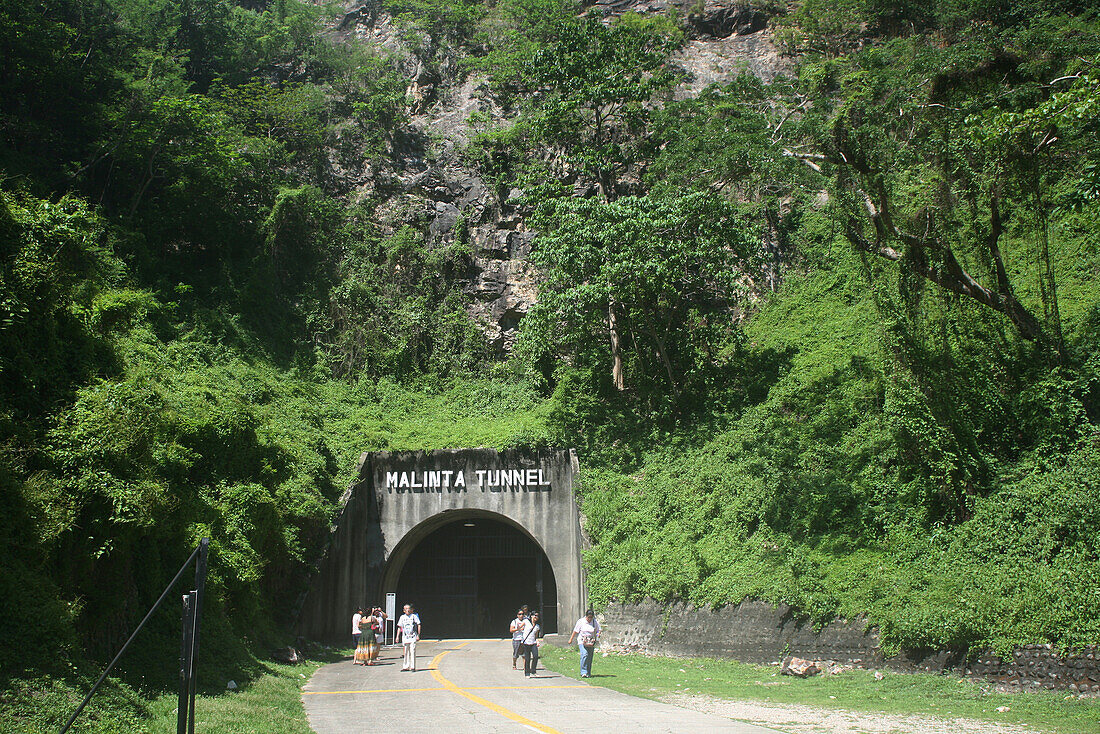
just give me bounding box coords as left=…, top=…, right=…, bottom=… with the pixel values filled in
left=298, top=448, right=584, bottom=642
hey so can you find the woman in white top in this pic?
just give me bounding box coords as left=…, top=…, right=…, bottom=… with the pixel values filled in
left=509, top=609, right=528, bottom=669
left=567, top=609, right=600, bottom=678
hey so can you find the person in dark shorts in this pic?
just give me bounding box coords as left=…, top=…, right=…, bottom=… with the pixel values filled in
left=509, top=609, right=527, bottom=669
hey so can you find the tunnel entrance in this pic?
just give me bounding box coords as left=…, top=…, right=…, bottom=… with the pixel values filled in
left=394, top=517, right=558, bottom=638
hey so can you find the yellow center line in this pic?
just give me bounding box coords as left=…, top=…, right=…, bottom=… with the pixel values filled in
left=305, top=687, right=446, bottom=695
left=429, top=643, right=565, bottom=734
left=303, top=684, right=588, bottom=695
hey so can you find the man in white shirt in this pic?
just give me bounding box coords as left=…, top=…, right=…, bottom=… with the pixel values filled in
left=397, top=604, right=422, bottom=671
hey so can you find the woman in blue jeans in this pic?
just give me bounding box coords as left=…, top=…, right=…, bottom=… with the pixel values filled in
left=567, top=609, right=600, bottom=678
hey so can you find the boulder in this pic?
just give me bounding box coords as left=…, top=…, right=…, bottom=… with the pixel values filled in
left=689, top=4, right=769, bottom=38
left=272, top=646, right=302, bottom=665
left=781, top=656, right=820, bottom=678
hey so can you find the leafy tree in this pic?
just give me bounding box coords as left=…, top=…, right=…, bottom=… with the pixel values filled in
left=318, top=224, right=486, bottom=380
left=794, top=35, right=1100, bottom=348
left=523, top=14, right=679, bottom=202
left=521, top=192, right=759, bottom=396
left=0, top=0, right=125, bottom=188
left=469, top=0, right=578, bottom=100
left=648, top=73, right=817, bottom=290
left=0, top=190, right=119, bottom=420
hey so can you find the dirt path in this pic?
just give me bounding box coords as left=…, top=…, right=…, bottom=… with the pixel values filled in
left=664, top=693, right=1042, bottom=734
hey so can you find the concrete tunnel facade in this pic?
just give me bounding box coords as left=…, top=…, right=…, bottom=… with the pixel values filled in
left=298, top=448, right=585, bottom=641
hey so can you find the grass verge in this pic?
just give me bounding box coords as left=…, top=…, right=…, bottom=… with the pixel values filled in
left=1, top=650, right=337, bottom=733
left=144, top=658, right=325, bottom=733
left=537, top=645, right=1100, bottom=734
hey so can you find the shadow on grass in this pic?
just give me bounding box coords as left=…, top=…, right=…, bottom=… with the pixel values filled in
left=301, top=643, right=352, bottom=665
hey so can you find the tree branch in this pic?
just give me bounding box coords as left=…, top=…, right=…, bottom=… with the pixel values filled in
left=845, top=185, right=1044, bottom=341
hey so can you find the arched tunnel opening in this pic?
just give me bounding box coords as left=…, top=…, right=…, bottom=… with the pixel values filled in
left=393, top=516, right=558, bottom=638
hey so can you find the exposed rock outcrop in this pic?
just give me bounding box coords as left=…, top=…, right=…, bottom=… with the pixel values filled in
left=334, top=0, right=790, bottom=354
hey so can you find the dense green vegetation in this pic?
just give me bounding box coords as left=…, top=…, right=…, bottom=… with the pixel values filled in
left=0, top=0, right=1097, bottom=729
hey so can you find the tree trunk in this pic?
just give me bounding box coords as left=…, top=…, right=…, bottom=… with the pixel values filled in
left=608, top=300, right=625, bottom=391
left=648, top=321, right=678, bottom=395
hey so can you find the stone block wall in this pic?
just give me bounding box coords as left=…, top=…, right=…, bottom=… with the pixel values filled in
left=600, top=600, right=1100, bottom=693
left=602, top=600, right=880, bottom=666
left=969, top=645, right=1100, bottom=693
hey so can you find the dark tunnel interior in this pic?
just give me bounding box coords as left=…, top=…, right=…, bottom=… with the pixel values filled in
left=394, top=517, right=558, bottom=638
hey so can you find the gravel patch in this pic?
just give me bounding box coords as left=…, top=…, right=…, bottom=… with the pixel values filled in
left=663, top=693, right=1042, bottom=734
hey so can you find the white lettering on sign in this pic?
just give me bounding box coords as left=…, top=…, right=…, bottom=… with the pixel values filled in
left=382, top=468, right=552, bottom=494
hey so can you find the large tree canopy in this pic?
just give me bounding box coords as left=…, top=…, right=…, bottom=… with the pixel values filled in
left=521, top=192, right=759, bottom=396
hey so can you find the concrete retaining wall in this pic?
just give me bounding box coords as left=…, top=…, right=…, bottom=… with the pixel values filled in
left=600, top=600, right=1100, bottom=693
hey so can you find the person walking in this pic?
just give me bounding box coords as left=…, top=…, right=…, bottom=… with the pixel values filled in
left=397, top=604, right=421, bottom=671
left=509, top=609, right=528, bottom=670
left=567, top=609, right=600, bottom=678
left=521, top=611, right=542, bottom=677
left=366, top=606, right=386, bottom=665
left=352, top=608, right=366, bottom=665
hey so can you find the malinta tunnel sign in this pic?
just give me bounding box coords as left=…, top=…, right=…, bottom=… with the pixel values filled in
left=382, top=466, right=554, bottom=492
left=298, top=448, right=585, bottom=641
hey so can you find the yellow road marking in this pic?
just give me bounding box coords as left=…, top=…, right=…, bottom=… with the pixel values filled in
left=429, top=643, right=565, bottom=734
left=305, top=687, right=446, bottom=695
left=303, top=685, right=587, bottom=695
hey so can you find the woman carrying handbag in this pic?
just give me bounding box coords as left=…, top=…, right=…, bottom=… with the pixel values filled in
left=567, top=609, right=600, bottom=678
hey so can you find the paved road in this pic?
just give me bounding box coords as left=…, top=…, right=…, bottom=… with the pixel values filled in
left=302, top=639, right=781, bottom=733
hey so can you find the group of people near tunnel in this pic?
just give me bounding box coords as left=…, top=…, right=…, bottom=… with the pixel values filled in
left=352, top=603, right=421, bottom=670
left=351, top=603, right=601, bottom=679
left=509, top=606, right=543, bottom=676
left=507, top=606, right=602, bottom=678
left=508, top=606, right=603, bottom=678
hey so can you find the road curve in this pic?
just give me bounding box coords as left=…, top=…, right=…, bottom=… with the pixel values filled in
left=302, top=639, right=781, bottom=733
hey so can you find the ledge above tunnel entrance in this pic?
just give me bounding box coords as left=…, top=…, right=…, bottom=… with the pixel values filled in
left=297, top=448, right=584, bottom=643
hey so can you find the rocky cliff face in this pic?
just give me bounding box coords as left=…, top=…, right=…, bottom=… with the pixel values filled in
left=335, top=0, right=788, bottom=354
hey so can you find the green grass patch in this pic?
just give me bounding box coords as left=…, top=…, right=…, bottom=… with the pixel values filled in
left=0, top=655, right=331, bottom=733
left=145, top=659, right=324, bottom=733
left=537, top=645, right=1100, bottom=734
